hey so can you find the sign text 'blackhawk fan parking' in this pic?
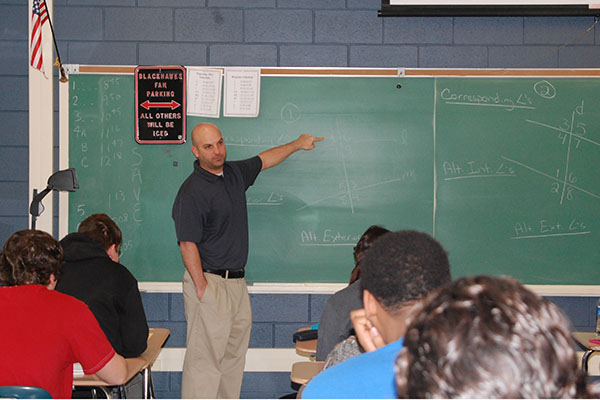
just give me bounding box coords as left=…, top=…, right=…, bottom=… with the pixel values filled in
left=135, top=65, right=186, bottom=144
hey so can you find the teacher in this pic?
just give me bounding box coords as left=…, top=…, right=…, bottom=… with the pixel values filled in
left=172, top=123, right=323, bottom=399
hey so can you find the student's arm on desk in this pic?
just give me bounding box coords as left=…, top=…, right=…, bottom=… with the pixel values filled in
left=179, top=241, right=207, bottom=301
left=95, top=353, right=128, bottom=385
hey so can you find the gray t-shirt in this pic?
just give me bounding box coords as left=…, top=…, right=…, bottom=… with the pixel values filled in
left=316, top=279, right=363, bottom=361
left=172, top=157, right=262, bottom=270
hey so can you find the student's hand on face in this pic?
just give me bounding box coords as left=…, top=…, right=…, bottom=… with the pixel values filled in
left=350, top=308, right=385, bottom=352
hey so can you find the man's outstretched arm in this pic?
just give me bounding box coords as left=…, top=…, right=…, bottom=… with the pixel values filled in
left=258, top=134, right=324, bottom=171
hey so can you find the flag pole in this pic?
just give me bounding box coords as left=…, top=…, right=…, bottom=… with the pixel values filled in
left=42, top=0, right=68, bottom=82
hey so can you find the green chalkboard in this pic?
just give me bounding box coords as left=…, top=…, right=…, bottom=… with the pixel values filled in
left=434, top=78, right=600, bottom=285
left=66, top=72, right=600, bottom=284
left=66, top=74, right=434, bottom=282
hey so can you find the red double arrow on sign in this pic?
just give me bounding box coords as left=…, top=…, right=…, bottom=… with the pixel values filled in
left=140, top=100, right=181, bottom=110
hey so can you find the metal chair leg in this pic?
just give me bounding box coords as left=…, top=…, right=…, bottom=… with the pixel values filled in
left=582, top=349, right=594, bottom=374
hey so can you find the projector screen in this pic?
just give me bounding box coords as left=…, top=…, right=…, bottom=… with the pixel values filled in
left=381, top=0, right=600, bottom=16
left=389, top=0, right=598, bottom=5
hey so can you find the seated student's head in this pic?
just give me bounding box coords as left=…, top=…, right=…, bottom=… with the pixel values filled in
left=78, top=213, right=122, bottom=262
left=349, top=225, right=390, bottom=284
left=360, top=230, right=451, bottom=343
left=395, top=275, right=592, bottom=399
left=0, top=229, right=63, bottom=288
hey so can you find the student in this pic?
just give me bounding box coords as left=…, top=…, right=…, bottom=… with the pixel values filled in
left=395, top=275, right=598, bottom=399
left=57, top=213, right=148, bottom=357
left=0, top=229, right=128, bottom=399
left=301, top=230, right=451, bottom=399
left=316, top=225, right=390, bottom=363
left=56, top=213, right=149, bottom=397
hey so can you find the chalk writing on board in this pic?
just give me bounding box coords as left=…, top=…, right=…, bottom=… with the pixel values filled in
left=442, top=160, right=516, bottom=181
left=297, top=174, right=415, bottom=212
left=299, top=229, right=361, bottom=246
left=440, top=87, right=535, bottom=111
left=131, top=149, right=143, bottom=223
left=511, top=218, right=590, bottom=240
left=503, top=155, right=600, bottom=202
left=112, top=212, right=129, bottom=225
left=281, top=103, right=301, bottom=123
left=533, top=80, right=556, bottom=99
left=107, top=190, right=125, bottom=209
left=247, top=192, right=283, bottom=206
left=504, top=100, right=600, bottom=205
left=71, top=79, right=91, bottom=172
left=132, top=148, right=143, bottom=167
left=121, top=239, right=133, bottom=255
left=526, top=100, right=589, bottom=150
left=224, top=135, right=277, bottom=147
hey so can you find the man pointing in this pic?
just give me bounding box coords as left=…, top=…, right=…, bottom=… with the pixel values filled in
left=172, top=123, right=323, bottom=398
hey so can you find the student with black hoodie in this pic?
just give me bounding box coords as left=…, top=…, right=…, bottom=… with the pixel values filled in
left=56, top=213, right=149, bottom=397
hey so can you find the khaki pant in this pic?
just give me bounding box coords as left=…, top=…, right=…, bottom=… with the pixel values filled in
left=181, top=270, right=252, bottom=399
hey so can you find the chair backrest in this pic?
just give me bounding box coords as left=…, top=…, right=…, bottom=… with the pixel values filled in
left=0, top=386, right=51, bottom=399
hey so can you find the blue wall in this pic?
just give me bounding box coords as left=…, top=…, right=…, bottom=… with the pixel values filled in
left=142, top=292, right=329, bottom=398
left=141, top=292, right=599, bottom=398
left=2, top=1, right=600, bottom=398
left=2, top=1, right=600, bottom=242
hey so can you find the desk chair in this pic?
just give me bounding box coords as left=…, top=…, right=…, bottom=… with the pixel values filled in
left=572, top=331, right=600, bottom=374
left=290, top=361, right=324, bottom=386
left=0, top=386, right=51, bottom=399
left=73, top=328, right=170, bottom=399
left=294, top=328, right=318, bottom=360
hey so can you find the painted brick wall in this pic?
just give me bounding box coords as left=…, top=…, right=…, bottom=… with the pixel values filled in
left=2, top=1, right=600, bottom=244
left=2, top=1, right=600, bottom=242
left=141, top=292, right=600, bottom=398
left=2, top=1, right=600, bottom=397
left=141, top=292, right=328, bottom=398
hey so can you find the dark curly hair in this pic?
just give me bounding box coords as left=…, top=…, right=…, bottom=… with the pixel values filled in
left=78, top=213, right=122, bottom=251
left=0, top=229, right=63, bottom=286
left=396, top=275, right=593, bottom=399
left=359, top=230, right=450, bottom=312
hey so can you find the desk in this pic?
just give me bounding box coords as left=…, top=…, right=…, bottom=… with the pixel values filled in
left=572, top=331, right=600, bottom=374
left=74, top=328, right=170, bottom=399
left=290, top=361, right=324, bottom=385
left=295, top=328, right=318, bottom=359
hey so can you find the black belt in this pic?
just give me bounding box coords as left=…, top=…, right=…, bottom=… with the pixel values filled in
left=203, top=268, right=245, bottom=279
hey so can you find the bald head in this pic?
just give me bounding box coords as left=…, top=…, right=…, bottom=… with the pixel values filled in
left=191, top=123, right=227, bottom=174
left=192, top=123, right=221, bottom=147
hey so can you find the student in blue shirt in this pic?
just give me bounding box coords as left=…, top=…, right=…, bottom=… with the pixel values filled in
left=301, top=230, right=451, bottom=399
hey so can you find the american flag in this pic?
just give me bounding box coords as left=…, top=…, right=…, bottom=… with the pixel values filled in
left=30, top=0, right=49, bottom=71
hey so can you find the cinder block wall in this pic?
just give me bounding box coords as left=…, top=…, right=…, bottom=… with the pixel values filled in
left=140, top=292, right=599, bottom=398
left=3, top=2, right=600, bottom=244
left=2, top=0, right=600, bottom=397
left=142, top=292, right=330, bottom=398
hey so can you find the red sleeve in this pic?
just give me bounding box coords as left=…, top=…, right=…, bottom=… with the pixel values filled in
left=68, top=302, right=117, bottom=375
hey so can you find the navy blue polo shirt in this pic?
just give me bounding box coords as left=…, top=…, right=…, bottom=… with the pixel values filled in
left=172, top=157, right=262, bottom=271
